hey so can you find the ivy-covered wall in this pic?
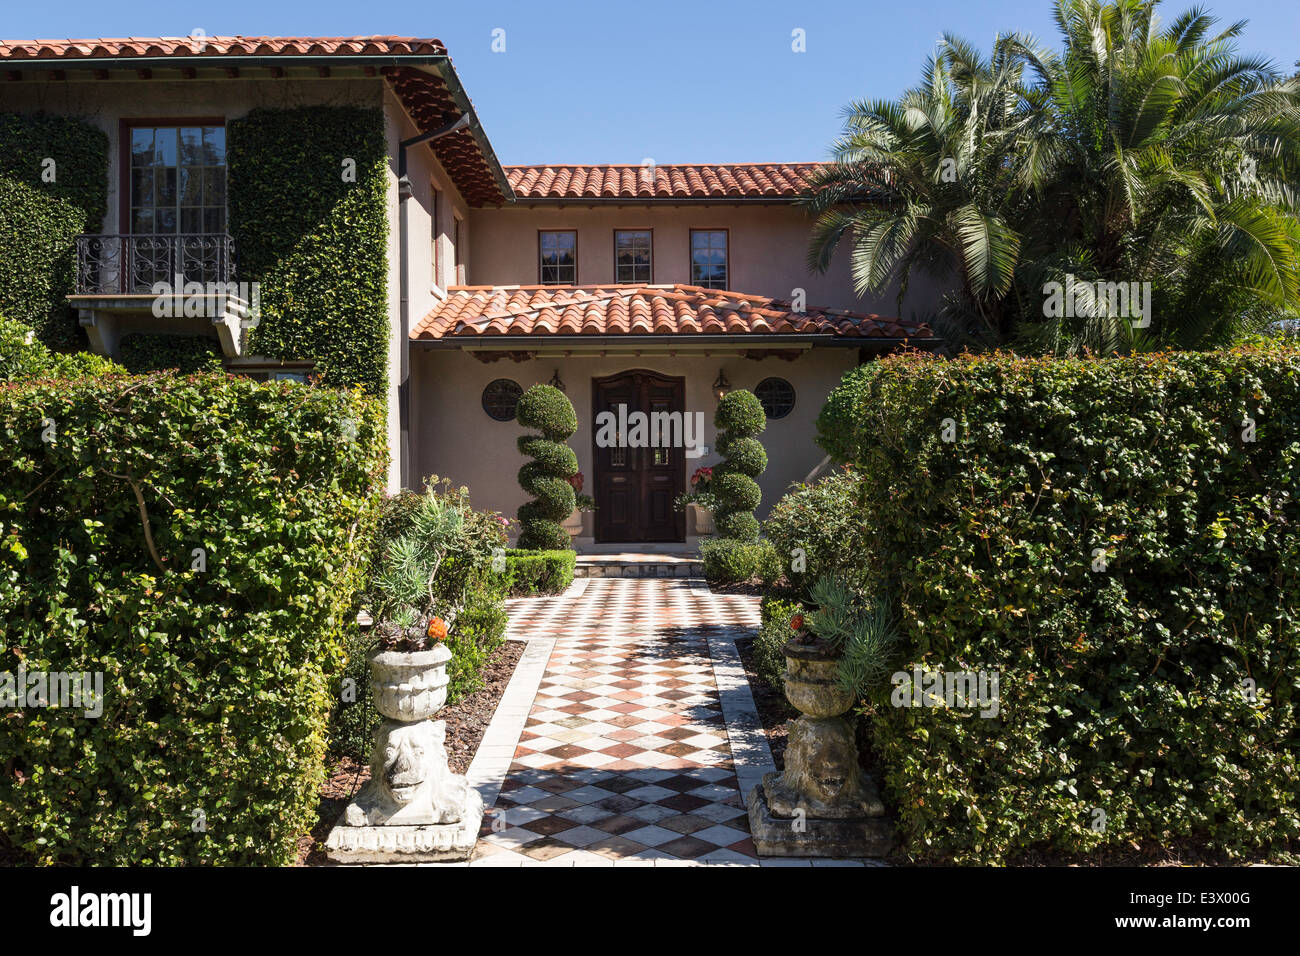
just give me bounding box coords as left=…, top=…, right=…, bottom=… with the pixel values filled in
left=0, top=112, right=108, bottom=350
left=227, top=106, right=389, bottom=397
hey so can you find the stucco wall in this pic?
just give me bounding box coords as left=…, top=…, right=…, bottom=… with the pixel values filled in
left=466, top=202, right=944, bottom=323
left=410, top=345, right=856, bottom=535
left=382, top=85, right=472, bottom=490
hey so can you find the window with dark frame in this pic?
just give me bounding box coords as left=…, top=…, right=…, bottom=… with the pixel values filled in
left=539, top=230, right=577, bottom=284
left=128, top=124, right=226, bottom=235
left=690, top=229, right=728, bottom=288
left=482, top=379, right=523, bottom=421
left=614, top=230, right=652, bottom=283
left=755, top=377, right=796, bottom=419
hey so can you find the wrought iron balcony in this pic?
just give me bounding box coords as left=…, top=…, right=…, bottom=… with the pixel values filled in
left=74, top=233, right=237, bottom=295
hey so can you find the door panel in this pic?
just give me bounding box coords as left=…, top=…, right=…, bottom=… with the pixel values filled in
left=593, top=370, right=686, bottom=543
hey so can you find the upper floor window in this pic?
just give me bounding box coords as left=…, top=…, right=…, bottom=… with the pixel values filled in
left=690, top=229, right=728, bottom=289
left=539, top=230, right=577, bottom=284
left=615, top=230, right=652, bottom=283
left=453, top=216, right=463, bottom=283
left=129, top=124, right=225, bottom=235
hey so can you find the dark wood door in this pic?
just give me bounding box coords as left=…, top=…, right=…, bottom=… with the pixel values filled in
left=592, top=370, right=686, bottom=543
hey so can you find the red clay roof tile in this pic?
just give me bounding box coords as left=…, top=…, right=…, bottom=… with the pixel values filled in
left=504, top=163, right=826, bottom=201
left=412, top=284, right=934, bottom=342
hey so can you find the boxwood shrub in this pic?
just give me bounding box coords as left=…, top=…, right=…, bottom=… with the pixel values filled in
left=700, top=537, right=780, bottom=586
left=0, top=112, right=108, bottom=350
left=820, top=348, right=1300, bottom=862
left=0, top=374, right=387, bottom=865
left=505, top=549, right=576, bottom=596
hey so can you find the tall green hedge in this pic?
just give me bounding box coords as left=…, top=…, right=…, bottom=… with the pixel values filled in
left=0, top=374, right=387, bottom=864
left=227, top=107, right=389, bottom=397
left=0, top=112, right=108, bottom=350
left=819, top=347, right=1300, bottom=862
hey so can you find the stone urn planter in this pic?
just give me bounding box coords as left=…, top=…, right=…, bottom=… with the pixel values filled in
left=689, top=503, right=715, bottom=536
left=747, top=636, right=893, bottom=857
left=562, top=507, right=583, bottom=538
left=325, top=642, right=483, bottom=863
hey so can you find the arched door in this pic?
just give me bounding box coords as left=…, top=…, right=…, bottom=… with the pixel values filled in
left=592, top=369, right=686, bottom=542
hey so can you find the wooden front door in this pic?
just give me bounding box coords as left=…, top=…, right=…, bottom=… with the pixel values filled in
left=592, top=370, right=687, bottom=543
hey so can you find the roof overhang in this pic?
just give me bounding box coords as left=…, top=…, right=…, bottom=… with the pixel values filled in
left=414, top=334, right=933, bottom=354
left=0, top=39, right=513, bottom=205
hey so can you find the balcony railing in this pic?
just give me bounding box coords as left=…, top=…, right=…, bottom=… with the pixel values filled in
left=74, top=233, right=237, bottom=295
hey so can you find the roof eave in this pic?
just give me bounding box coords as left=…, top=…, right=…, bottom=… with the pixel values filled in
left=412, top=333, right=939, bottom=349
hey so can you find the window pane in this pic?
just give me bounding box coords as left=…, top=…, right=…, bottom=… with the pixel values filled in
left=540, top=232, right=576, bottom=284
left=131, top=129, right=155, bottom=166
left=154, top=128, right=178, bottom=167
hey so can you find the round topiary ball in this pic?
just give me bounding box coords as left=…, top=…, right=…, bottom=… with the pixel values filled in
left=517, top=436, right=579, bottom=475
left=517, top=384, right=578, bottom=440
left=714, top=435, right=767, bottom=478
left=716, top=511, right=760, bottom=541
left=712, top=471, right=762, bottom=512
left=714, top=389, right=766, bottom=436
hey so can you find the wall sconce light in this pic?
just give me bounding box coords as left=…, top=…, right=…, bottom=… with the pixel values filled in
left=712, top=369, right=731, bottom=402
left=548, top=369, right=566, bottom=392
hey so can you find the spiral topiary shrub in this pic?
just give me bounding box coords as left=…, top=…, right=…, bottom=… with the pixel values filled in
left=516, top=384, right=578, bottom=551
left=712, top=390, right=767, bottom=541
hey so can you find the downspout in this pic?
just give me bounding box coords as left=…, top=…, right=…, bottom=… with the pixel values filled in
left=396, top=112, right=471, bottom=489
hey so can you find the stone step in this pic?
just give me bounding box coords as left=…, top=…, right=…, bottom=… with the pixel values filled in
left=575, top=553, right=703, bottom=578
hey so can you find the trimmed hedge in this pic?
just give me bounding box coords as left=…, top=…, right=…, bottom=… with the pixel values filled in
left=505, top=549, right=576, bottom=596
left=0, top=112, right=108, bottom=350
left=700, top=537, right=780, bottom=586
left=228, top=107, right=389, bottom=396
left=821, top=348, right=1300, bottom=862
left=515, top=385, right=578, bottom=550
left=0, top=374, right=387, bottom=865
left=118, top=333, right=224, bottom=375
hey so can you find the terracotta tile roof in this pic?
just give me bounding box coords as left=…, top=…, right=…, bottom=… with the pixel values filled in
left=412, top=284, right=934, bottom=341
left=0, top=36, right=447, bottom=60
left=0, top=37, right=511, bottom=206
left=505, top=163, right=827, bottom=201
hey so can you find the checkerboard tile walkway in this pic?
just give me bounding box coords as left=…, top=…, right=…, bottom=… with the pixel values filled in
left=474, top=577, right=771, bottom=865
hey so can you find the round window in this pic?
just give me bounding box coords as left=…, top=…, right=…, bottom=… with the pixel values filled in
left=755, top=377, right=796, bottom=419
left=482, top=379, right=523, bottom=421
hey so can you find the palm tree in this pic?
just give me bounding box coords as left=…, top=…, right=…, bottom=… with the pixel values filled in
left=805, top=0, right=1300, bottom=355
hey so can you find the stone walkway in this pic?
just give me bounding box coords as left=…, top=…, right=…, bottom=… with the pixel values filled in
left=433, top=576, right=881, bottom=867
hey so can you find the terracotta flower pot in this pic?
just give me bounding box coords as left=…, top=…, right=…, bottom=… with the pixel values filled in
left=368, top=644, right=452, bottom=722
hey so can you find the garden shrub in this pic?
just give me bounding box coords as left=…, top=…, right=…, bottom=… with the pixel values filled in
left=228, top=107, right=389, bottom=396
left=700, top=537, right=780, bottom=585
left=821, top=347, right=1300, bottom=862
left=754, top=595, right=804, bottom=693
left=504, top=549, right=576, bottom=596
left=515, top=384, right=578, bottom=551
left=0, top=374, right=387, bottom=865
left=118, top=333, right=224, bottom=375
left=765, top=468, right=871, bottom=597
left=0, top=112, right=108, bottom=350
left=712, top=390, right=767, bottom=541
left=1, top=314, right=121, bottom=382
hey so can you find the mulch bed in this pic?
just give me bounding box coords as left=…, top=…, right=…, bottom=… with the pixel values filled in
left=298, top=638, right=526, bottom=866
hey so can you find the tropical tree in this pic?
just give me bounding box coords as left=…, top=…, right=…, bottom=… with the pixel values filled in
left=804, top=0, right=1300, bottom=354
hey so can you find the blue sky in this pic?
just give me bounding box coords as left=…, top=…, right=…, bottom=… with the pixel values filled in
left=5, top=0, right=1298, bottom=165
